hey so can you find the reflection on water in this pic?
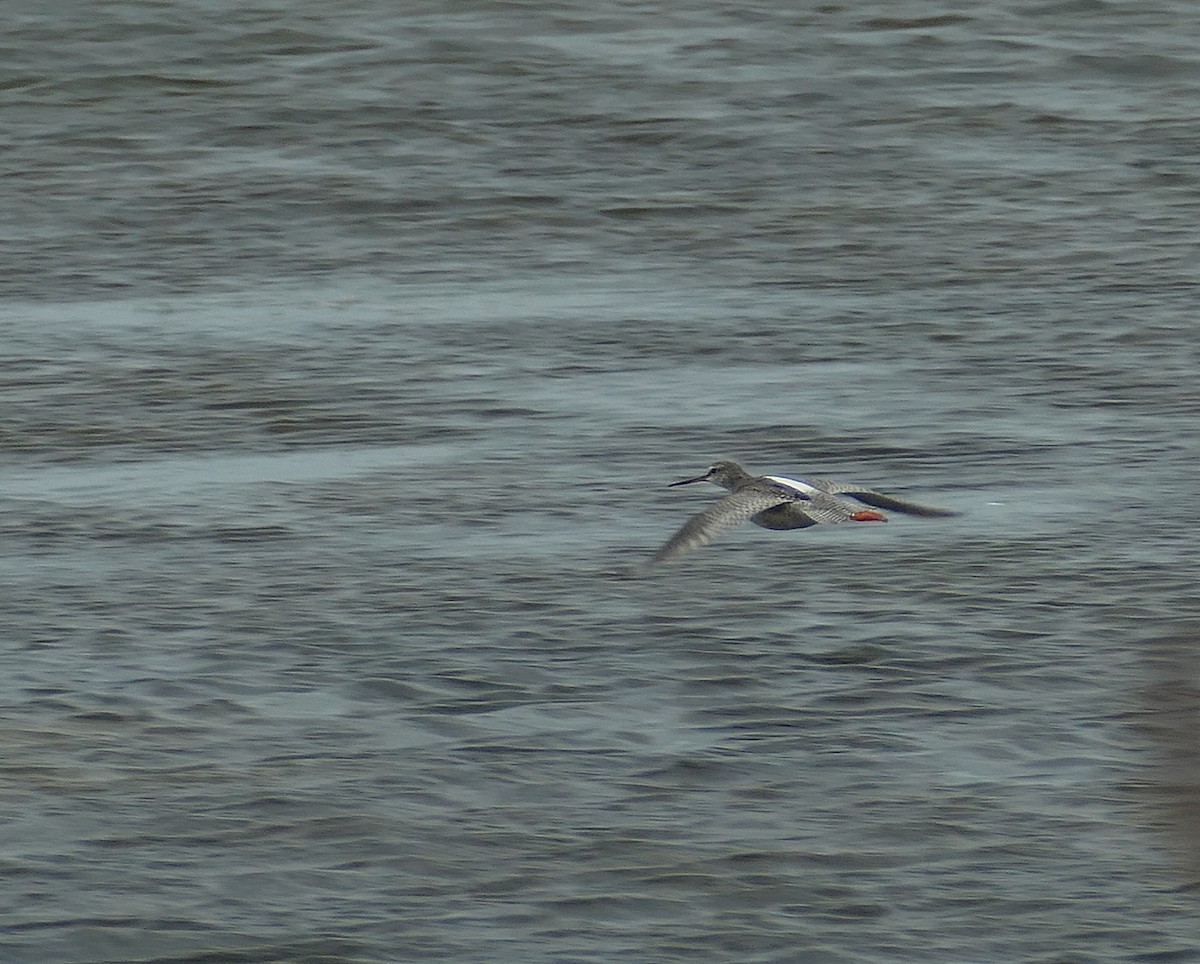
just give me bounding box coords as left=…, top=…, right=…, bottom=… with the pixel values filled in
left=1141, top=633, right=1200, bottom=882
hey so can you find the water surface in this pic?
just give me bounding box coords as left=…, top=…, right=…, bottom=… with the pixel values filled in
left=3, top=2, right=1200, bottom=961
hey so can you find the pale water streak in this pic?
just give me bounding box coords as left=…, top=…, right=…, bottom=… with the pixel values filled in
left=3, top=1, right=1200, bottom=961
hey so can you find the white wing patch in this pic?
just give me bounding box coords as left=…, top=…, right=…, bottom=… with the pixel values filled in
left=764, top=475, right=818, bottom=497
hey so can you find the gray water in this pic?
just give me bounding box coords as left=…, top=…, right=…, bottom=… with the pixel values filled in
left=4, top=2, right=1200, bottom=961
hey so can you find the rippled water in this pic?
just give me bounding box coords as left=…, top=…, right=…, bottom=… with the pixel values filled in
left=5, top=2, right=1200, bottom=961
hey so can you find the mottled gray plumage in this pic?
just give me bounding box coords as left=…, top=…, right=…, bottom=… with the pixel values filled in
left=653, top=459, right=957, bottom=563
left=804, top=479, right=962, bottom=518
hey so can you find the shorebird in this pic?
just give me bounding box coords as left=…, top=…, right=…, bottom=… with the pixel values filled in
left=653, top=459, right=957, bottom=563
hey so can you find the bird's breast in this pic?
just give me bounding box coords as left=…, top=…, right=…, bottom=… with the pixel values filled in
left=751, top=503, right=818, bottom=531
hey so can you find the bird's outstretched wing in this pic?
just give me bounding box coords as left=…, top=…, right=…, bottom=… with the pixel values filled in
left=653, top=488, right=793, bottom=563
left=788, top=488, right=887, bottom=524
left=811, top=478, right=959, bottom=517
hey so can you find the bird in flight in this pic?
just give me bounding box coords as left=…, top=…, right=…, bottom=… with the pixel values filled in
left=653, top=459, right=957, bottom=563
